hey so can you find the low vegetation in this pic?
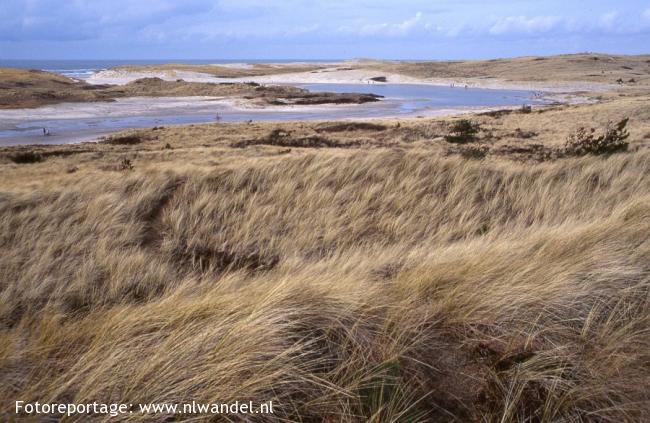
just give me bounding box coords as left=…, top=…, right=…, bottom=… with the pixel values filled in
left=445, top=119, right=481, bottom=143
left=1, top=125, right=648, bottom=421
left=105, top=135, right=144, bottom=145
left=458, top=144, right=489, bottom=159
left=119, top=158, right=134, bottom=171
left=565, top=118, right=630, bottom=156
left=8, top=151, right=44, bottom=164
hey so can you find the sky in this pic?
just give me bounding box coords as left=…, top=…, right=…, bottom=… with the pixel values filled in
left=1, top=0, right=649, bottom=60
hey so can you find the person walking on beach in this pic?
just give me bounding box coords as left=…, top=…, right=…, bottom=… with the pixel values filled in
left=42, top=128, right=51, bottom=136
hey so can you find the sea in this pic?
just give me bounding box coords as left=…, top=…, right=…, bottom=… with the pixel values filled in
left=0, top=59, right=341, bottom=80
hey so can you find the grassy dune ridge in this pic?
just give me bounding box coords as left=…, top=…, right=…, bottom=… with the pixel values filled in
left=1, top=146, right=649, bottom=421
left=0, top=68, right=380, bottom=109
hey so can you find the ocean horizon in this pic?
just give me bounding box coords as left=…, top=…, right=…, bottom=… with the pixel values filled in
left=0, top=59, right=344, bottom=80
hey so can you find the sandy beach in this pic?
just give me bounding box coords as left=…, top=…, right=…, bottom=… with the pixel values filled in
left=88, top=63, right=619, bottom=93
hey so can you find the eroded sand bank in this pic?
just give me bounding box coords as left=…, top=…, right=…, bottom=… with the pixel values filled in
left=88, top=64, right=617, bottom=94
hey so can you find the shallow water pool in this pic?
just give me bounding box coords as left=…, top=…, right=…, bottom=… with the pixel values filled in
left=0, top=83, right=548, bottom=146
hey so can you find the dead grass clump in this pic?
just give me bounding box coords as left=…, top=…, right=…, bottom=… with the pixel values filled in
left=565, top=118, right=630, bottom=156
left=170, top=241, right=279, bottom=273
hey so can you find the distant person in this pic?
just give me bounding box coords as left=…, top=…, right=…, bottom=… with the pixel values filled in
left=42, top=128, right=50, bottom=136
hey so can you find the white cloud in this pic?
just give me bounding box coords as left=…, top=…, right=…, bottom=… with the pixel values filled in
left=488, top=16, right=563, bottom=35
left=599, top=11, right=619, bottom=29
left=396, top=12, right=423, bottom=33
left=339, top=12, right=435, bottom=37
left=643, top=8, right=650, bottom=22
left=484, top=9, right=650, bottom=38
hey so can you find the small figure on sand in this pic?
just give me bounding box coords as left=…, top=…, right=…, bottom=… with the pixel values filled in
left=42, top=128, right=50, bottom=136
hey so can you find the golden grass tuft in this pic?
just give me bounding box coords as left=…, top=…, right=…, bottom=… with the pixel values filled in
left=0, top=146, right=649, bottom=421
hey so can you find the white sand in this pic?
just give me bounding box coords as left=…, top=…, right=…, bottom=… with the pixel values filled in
left=87, top=64, right=617, bottom=95
left=0, top=97, right=233, bottom=123
left=87, top=70, right=221, bottom=85
left=215, top=63, right=254, bottom=69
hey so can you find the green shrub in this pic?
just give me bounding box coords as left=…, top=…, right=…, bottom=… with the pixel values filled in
left=565, top=118, right=629, bottom=156
left=445, top=119, right=480, bottom=144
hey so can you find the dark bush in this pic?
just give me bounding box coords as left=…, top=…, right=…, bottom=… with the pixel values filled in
left=564, top=118, right=629, bottom=156
left=514, top=128, right=538, bottom=139
left=9, top=151, right=43, bottom=164
left=459, top=145, right=489, bottom=160
left=232, top=129, right=358, bottom=149
left=445, top=120, right=480, bottom=144
left=119, top=158, right=134, bottom=171
left=106, top=135, right=142, bottom=145
left=520, top=105, right=532, bottom=114
left=316, top=122, right=387, bottom=133
left=479, top=109, right=513, bottom=118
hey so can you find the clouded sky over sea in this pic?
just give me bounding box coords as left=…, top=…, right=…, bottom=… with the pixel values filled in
left=1, top=0, right=649, bottom=59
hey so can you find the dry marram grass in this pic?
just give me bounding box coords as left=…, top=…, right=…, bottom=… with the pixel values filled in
left=1, top=55, right=650, bottom=422
left=1, top=145, right=649, bottom=421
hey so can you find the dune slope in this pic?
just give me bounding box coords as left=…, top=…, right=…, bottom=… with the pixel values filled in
left=1, top=146, right=649, bottom=422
